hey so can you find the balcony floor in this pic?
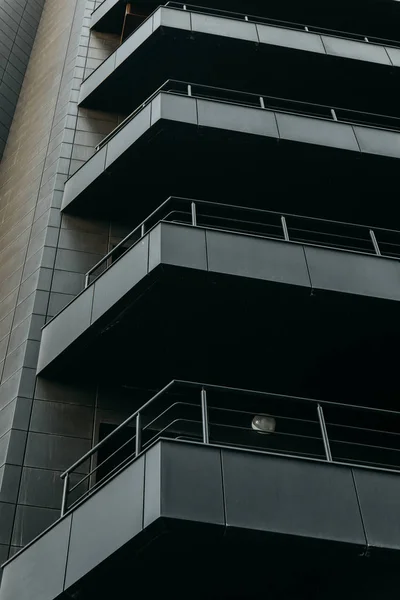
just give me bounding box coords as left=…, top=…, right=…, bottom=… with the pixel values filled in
left=2, top=441, right=400, bottom=600
left=40, top=260, right=400, bottom=411
left=62, top=114, right=400, bottom=229
left=68, top=531, right=399, bottom=600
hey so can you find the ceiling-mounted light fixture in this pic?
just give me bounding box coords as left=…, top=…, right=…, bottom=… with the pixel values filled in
left=251, top=414, right=276, bottom=434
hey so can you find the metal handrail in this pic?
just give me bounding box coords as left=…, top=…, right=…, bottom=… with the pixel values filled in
left=166, top=2, right=400, bottom=48
left=91, top=0, right=400, bottom=50
left=84, top=197, right=172, bottom=286
left=60, top=379, right=400, bottom=516
left=84, top=196, right=400, bottom=288
left=94, top=79, right=172, bottom=150
left=177, top=79, right=400, bottom=124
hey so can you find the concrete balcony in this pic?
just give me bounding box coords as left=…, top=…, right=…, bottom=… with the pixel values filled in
left=64, top=82, right=400, bottom=226
left=90, top=0, right=400, bottom=43
left=2, top=379, right=400, bottom=600
left=81, top=4, right=400, bottom=114
left=37, top=202, right=400, bottom=402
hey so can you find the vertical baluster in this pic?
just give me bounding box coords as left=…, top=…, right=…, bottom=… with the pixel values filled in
left=136, top=413, right=142, bottom=456
left=369, top=229, right=381, bottom=256
left=191, top=202, right=197, bottom=226
left=317, top=405, right=332, bottom=462
left=201, top=388, right=209, bottom=444
left=281, top=216, right=290, bottom=241
left=61, top=474, right=69, bottom=516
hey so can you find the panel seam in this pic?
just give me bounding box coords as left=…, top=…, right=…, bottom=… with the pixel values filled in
left=302, top=245, right=313, bottom=292
left=351, top=469, right=369, bottom=556
left=62, top=512, right=73, bottom=591
left=219, top=448, right=227, bottom=533
left=384, top=46, right=394, bottom=66
left=319, top=34, right=328, bottom=55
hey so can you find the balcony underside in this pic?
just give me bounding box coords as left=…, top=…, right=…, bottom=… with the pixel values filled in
left=38, top=224, right=400, bottom=409
left=91, top=0, right=400, bottom=42
left=91, top=0, right=156, bottom=33
left=2, top=441, right=400, bottom=600
left=62, top=95, right=400, bottom=227
left=81, top=8, right=400, bottom=114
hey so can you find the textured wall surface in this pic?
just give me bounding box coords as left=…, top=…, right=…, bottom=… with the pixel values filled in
left=0, top=0, right=46, bottom=158
left=0, top=0, right=132, bottom=562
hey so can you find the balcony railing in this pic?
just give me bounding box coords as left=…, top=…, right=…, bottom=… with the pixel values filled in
left=166, top=2, right=400, bottom=48
left=92, top=0, right=400, bottom=50
left=60, top=380, right=400, bottom=516
left=94, top=79, right=400, bottom=154
left=84, top=196, right=400, bottom=287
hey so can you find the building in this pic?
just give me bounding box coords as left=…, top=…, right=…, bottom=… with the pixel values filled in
left=1, top=0, right=400, bottom=597
left=0, top=0, right=46, bottom=159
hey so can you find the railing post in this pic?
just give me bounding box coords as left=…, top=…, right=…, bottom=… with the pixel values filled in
left=141, top=223, right=146, bottom=237
left=369, top=229, right=381, bottom=256
left=281, top=216, right=290, bottom=241
left=244, top=15, right=249, bottom=21
left=187, top=84, right=192, bottom=97
left=84, top=273, right=90, bottom=288
left=191, top=202, right=197, bottom=226
left=317, top=404, right=332, bottom=462
left=201, top=387, right=209, bottom=444
left=304, top=26, right=309, bottom=32
left=61, top=474, right=69, bottom=516
left=135, top=412, right=142, bottom=456
left=331, top=108, right=338, bottom=121
left=259, top=97, right=265, bottom=109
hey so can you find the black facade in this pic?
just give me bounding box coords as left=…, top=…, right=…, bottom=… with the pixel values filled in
left=2, top=0, right=400, bottom=598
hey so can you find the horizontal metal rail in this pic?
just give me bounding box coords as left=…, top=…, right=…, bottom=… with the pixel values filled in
left=95, top=79, right=174, bottom=150
left=84, top=196, right=400, bottom=288
left=60, top=379, right=400, bottom=516
left=164, top=2, right=400, bottom=48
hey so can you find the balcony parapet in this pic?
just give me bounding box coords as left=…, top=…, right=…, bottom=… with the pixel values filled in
left=80, top=4, right=400, bottom=112
left=83, top=196, right=400, bottom=287
left=63, top=81, right=400, bottom=217
left=2, top=383, right=400, bottom=600
left=37, top=205, right=400, bottom=375
left=60, top=379, right=400, bottom=514
left=91, top=1, right=400, bottom=54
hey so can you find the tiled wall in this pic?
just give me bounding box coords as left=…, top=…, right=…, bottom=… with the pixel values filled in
left=0, top=0, right=134, bottom=562
left=0, top=0, right=46, bottom=158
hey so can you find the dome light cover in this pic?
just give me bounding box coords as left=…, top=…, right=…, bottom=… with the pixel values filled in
left=251, top=415, right=276, bottom=434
